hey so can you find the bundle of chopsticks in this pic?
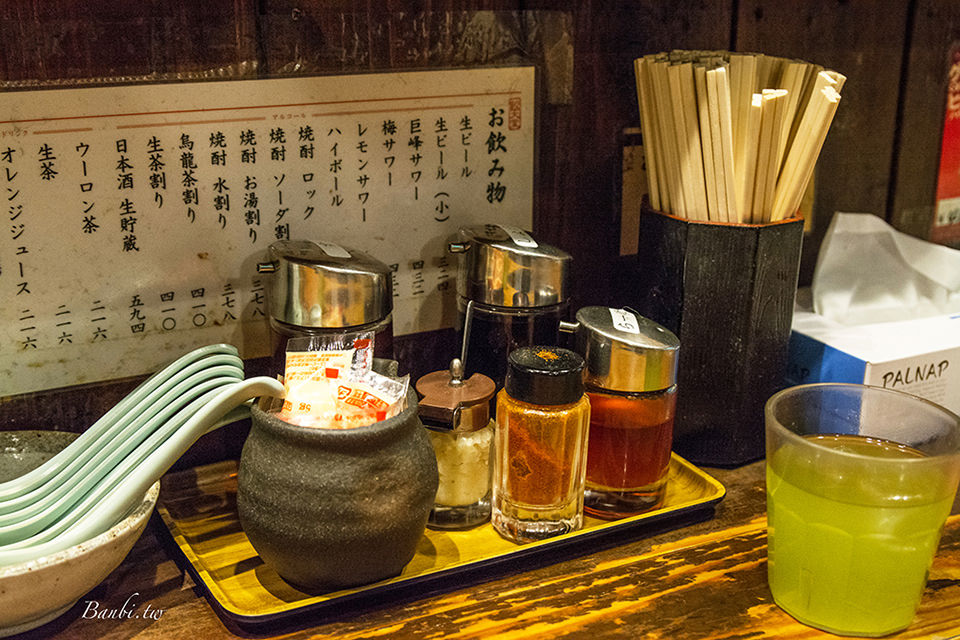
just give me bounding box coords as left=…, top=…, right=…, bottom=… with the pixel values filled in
left=634, top=50, right=845, bottom=224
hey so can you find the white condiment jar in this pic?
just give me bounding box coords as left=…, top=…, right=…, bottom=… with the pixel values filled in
left=416, top=359, right=495, bottom=530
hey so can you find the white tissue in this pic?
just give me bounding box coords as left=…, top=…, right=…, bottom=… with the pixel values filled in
left=812, top=213, right=960, bottom=324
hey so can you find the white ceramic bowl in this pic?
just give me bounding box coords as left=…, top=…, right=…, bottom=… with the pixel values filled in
left=0, top=431, right=159, bottom=637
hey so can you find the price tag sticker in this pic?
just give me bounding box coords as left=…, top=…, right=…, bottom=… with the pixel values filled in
left=316, top=241, right=352, bottom=259
left=609, top=308, right=641, bottom=334
left=498, top=225, right=538, bottom=248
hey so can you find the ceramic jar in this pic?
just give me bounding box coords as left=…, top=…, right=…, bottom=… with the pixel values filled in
left=238, top=365, right=438, bottom=592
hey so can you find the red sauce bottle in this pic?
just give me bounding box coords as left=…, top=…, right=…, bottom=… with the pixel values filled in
left=568, top=307, right=679, bottom=519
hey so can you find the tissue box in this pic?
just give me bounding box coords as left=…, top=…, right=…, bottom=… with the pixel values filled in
left=787, top=309, right=960, bottom=414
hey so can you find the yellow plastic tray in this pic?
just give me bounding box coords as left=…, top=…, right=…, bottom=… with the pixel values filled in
left=156, top=454, right=724, bottom=630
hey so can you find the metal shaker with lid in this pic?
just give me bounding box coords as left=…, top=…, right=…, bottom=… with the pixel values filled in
left=447, top=224, right=572, bottom=388
left=416, top=358, right=496, bottom=530
left=563, top=307, right=680, bottom=518
left=257, top=239, right=394, bottom=374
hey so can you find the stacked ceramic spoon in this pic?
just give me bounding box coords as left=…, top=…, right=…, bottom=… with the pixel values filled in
left=0, top=344, right=284, bottom=566
left=635, top=50, right=845, bottom=223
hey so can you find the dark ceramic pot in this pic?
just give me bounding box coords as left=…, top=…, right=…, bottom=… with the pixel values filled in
left=237, top=366, right=438, bottom=593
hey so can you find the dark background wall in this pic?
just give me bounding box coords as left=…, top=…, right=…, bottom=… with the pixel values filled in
left=0, top=1, right=956, bottom=457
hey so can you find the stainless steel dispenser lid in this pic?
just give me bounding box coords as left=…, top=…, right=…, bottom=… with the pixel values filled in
left=447, top=224, right=571, bottom=308
left=257, top=239, right=392, bottom=328
left=572, top=306, right=679, bottom=393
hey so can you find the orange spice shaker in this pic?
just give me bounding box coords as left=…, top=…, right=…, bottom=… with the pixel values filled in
left=492, top=346, right=590, bottom=543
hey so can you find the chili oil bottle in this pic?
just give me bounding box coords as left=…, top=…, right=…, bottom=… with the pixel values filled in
left=566, top=307, right=679, bottom=518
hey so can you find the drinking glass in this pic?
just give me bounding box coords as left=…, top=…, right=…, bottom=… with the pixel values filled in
left=765, top=383, right=960, bottom=636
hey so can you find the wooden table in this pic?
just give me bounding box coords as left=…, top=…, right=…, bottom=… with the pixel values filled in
left=23, top=461, right=960, bottom=640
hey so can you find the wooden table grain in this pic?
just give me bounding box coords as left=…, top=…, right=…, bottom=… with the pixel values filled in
left=21, top=462, right=960, bottom=640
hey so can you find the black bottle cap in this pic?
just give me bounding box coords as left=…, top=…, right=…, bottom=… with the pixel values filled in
left=504, top=346, right=585, bottom=406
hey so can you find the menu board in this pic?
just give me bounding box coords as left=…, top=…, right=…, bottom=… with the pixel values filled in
left=0, top=67, right=535, bottom=395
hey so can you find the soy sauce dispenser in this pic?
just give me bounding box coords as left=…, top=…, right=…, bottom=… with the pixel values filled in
left=447, top=224, right=572, bottom=388
left=257, top=239, right=394, bottom=374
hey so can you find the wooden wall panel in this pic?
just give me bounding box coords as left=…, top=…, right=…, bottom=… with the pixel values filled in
left=0, top=1, right=259, bottom=84
left=736, top=0, right=909, bottom=281
left=529, top=0, right=734, bottom=311
left=890, top=0, right=960, bottom=245
left=256, top=1, right=523, bottom=75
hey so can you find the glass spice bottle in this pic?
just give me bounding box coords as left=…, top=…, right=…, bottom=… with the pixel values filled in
left=492, top=346, right=590, bottom=543
left=565, top=307, right=679, bottom=518
left=416, top=359, right=496, bottom=530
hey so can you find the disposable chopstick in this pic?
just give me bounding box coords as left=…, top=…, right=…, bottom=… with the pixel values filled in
left=730, top=54, right=747, bottom=210
left=645, top=58, right=673, bottom=213
left=678, top=62, right=710, bottom=220
left=759, top=89, right=789, bottom=221
left=729, top=54, right=745, bottom=144
left=783, top=85, right=841, bottom=220
left=755, top=54, right=774, bottom=94
left=732, top=54, right=757, bottom=210
left=737, top=93, right=763, bottom=222
left=772, top=85, right=842, bottom=221
left=782, top=63, right=820, bottom=160
left=776, top=62, right=807, bottom=165
left=667, top=63, right=704, bottom=220
left=705, top=67, right=731, bottom=222
left=824, top=69, right=847, bottom=92
left=634, top=58, right=662, bottom=211
left=715, top=66, right=739, bottom=222
left=649, top=56, right=686, bottom=215
left=769, top=56, right=787, bottom=90
left=811, top=69, right=843, bottom=102
left=695, top=64, right=720, bottom=221
left=735, top=54, right=758, bottom=133
left=751, top=91, right=776, bottom=222
left=742, top=54, right=758, bottom=97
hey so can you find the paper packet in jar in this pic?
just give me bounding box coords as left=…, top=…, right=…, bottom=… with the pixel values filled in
left=280, top=366, right=409, bottom=429
left=278, top=332, right=373, bottom=425
left=329, top=369, right=410, bottom=429
left=281, top=332, right=374, bottom=387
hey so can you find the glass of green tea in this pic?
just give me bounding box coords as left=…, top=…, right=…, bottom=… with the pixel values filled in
left=765, top=383, right=960, bottom=637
